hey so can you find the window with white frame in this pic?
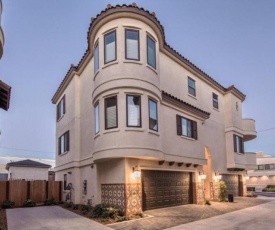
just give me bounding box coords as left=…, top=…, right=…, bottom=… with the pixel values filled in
left=125, top=29, right=139, bottom=60
left=105, top=96, right=117, bottom=129
left=104, top=31, right=116, bottom=64
left=213, top=93, right=219, bottom=109
left=147, top=35, right=156, bottom=69
left=149, top=99, right=158, bottom=131
left=57, top=95, right=65, bottom=121
left=127, top=95, right=141, bottom=127
left=94, top=42, right=99, bottom=74
left=176, top=115, right=198, bottom=139
left=233, top=134, right=244, bottom=153
left=58, top=131, right=70, bottom=155
left=94, top=102, right=99, bottom=134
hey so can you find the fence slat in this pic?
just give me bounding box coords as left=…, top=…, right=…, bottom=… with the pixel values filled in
left=0, top=181, right=7, bottom=204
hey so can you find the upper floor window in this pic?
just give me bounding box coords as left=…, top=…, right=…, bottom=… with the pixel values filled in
left=125, top=29, right=140, bottom=60
left=104, top=31, right=116, bottom=64
left=105, top=96, right=117, bottom=129
left=58, top=131, right=70, bottom=155
left=149, top=99, right=158, bottom=131
left=213, top=93, right=219, bottom=109
left=233, top=134, right=244, bottom=153
left=147, top=35, right=156, bottom=69
left=94, top=102, right=99, bottom=134
left=127, top=95, right=141, bottom=127
left=57, top=95, right=65, bottom=121
left=176, top=115, right=198, bottom=139
left=64, top=174, right=67, bottom=190
left=265, top=164, right=275, bottom=170
left=188, top=77, right=196, bottom=97
left=258, top=165, right=264, bottom=170
left=94, top=42, right=99, bottom=74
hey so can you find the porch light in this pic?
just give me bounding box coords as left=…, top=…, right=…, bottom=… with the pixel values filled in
left=133, top=166, right=141, bottom=178
left=215, top=172, right=222, bottom=180
left=199, top=172, right=206, bottom=180
left=245, top=175, right=249, bottom=180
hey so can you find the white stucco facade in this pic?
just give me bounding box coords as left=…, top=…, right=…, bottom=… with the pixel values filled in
left=52, top=4, right=257, bottom=213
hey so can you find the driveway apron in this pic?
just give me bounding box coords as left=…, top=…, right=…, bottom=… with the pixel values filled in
left=7, top=206, right=112, bottom=230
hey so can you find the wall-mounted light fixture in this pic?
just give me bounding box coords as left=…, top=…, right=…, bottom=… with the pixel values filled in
left=199, top=171, right=206, bottom=180
left=215, top=172, right=222, bottom=181
left=245, top=175, right=250, bottom=180
left=132, top=166, right=141, bottom=178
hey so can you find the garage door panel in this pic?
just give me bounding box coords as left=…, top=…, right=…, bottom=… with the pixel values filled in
left=142, top=170, right=192, bottom=210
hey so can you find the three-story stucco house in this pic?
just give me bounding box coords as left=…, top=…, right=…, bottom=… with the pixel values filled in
left=52, top=4, right=257, bottom=214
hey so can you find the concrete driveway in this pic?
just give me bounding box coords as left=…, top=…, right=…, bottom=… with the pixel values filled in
left=7, top=206, right=112, bottom=230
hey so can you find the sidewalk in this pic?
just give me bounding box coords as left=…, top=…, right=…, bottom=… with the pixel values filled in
left=164, top=200, right=275, bottom=230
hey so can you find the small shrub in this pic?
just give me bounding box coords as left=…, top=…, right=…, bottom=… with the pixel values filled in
left=44, top=197, right=57, bottom=206
left=92, top=204, right=109, bottom=218
left=23, top=199, right=36, bottom=207
left=102, top=207, right=119, bottom=218
left=116, top=216, right=130, bottom=222
left=1, top=200, right=15, bottom=209
left=134, top=212, right=144, bottom=218
left=81, top=204, right=91, bottom=212
left=64, top=202, right=73, bottom=208
left=219, top=180, right=227, bottom=202
left=72, top=204, right=79, bottom=210
left=205, top=199, right=211, bottom=205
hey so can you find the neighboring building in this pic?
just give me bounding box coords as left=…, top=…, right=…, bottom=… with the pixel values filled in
left=52, top=4, right=257, bottom=213
left=0, top=0, right=11, bottom=111
left=247, top=151, right=275, bottom=192
left=0, top=155, right=55, bottom=180
left=6, top=159, right=51, bottom=180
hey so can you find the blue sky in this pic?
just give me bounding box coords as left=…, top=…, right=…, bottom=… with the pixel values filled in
left=0, top=0, right=274, bottom=159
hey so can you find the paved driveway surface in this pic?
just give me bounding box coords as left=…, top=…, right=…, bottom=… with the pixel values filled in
left=7, top=206, right=112, bottom=230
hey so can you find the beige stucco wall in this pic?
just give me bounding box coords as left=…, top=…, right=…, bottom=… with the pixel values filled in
left=8, top=166, right=49, bottom=180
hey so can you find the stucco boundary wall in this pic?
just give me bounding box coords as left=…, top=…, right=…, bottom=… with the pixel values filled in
left=0, top=180, right=62, bottom=207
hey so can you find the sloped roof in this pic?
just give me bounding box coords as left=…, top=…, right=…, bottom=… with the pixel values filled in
left=6, top=159, right=51, bottom=170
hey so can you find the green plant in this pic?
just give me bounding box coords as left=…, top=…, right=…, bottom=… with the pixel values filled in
left=219, top=180, right=227, bottom=202
left=64, top=202, right=73, bottom=208
left=44, top=197, right=57, bottom=206
left=23, top=199, right=36, bottom=207
left=116, top=216, right=130, bottom=222
left=134, top=212, right=144, bottom=218
left=72, top=204, right=79, bottom=210
left=205, top=199, right=211, bottom=205
left=1, top=200, right=15, bottom=209
left=102, top=207, right=119, bottom=218
left=92, top=204, right=109, bottom=218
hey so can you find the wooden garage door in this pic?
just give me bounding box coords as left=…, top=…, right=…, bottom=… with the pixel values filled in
left=221, top=174, right=239, bottom=196
left=142, top=170, right=193, bottom=210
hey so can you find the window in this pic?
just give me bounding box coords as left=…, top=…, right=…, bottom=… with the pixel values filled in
left=58, top=131, right=70, bottom=155
left=125, top=29, right=139, bottom=60
left=147, top=35, right=156, bottom=69
left=233, top=134, right=244, bottom=153
left=213, top=93, right=219, bottom=109
left=127, top=95, right=141, bottom=127
left=105, top=96, right=118, bottom=129
left=64, top=174, right=67, bottom=190
left=94, top=42, right=99, bottom=74
left=188, top=77, right=196, bottom=97
left=176, top=115, right=198, bottom=139
left=265, top=164, right=274, bottom=170
left=149, top=99, right=158, bottom=131
left=57, top=95, right=65, bottom=121
left=258, top=165, right=264, bottom=170
left=104, top=31, right=116, bottom=64
left=94, top=102, right=99, bottom=134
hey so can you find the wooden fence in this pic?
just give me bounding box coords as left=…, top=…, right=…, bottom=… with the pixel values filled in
left=0, top=180, right=62, bottom=207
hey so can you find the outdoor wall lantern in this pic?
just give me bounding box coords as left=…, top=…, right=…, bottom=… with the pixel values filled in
left=215, top=172, right=222, bottom=180
left=133, top=166, right=141, bottom=178
left=199, top=171, right=206, bottom=180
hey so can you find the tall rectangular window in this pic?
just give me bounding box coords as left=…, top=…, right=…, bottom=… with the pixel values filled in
left=104, top=31, right=116, bottom=64
left=58, top=131, right=70, bottom=155
left=94, top=42, right=99, bottom=74
left=213, top=93, right=219, bottom=109
left=94, top=102, right=99, bottom=134
left=176, top=115, right=198, bottom=139
left=188, top=77, right=196, bottom=97
left=57, top=95, right=65, bottom=121
left=64, top=174, right=67, bottom=190
left=105, top=96, right=117, bottom=129
left=127, top=95, right=141, bottom=127
left=147, top=35, right=156, bottom=69
left=233, top=134, right=244, bottom=153
left=149, top=99, right=158, bottom=131
left=125, top=29, right=139, bottom=60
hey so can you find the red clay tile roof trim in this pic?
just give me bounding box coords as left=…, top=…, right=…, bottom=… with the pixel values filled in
left=162, top=91, right=210, bottom=119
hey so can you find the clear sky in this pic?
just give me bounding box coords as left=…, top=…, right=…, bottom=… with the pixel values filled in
left=0, top=0, right=275, bottom=159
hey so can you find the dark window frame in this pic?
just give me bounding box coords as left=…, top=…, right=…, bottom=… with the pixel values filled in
left=57, top=95, right=66, bottom=121
left=148, top=98, right=158, bottom=132
left=126, top=94, right=142, bottom=128
left=147, top=35, right=156, bottom=69
left=213, top=93, right=219, bottom=109
left=94, top=41, right=99, bottom=74
left=64, top=174, right=67, bottom=190
left=94, top=101, right=100, bottom=134
left=125, top=29, right=140, bottom=61
left=104, top=30, right=117, bottom=64
left=233, top=134, right=244, bottom=153
left=104, top=95, right=118, bottom=130
left=58, top=131, right=70, bottom=155
left=188, top=77, right=196, bottom=97
left=176, top=115, right=198, bottom=140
